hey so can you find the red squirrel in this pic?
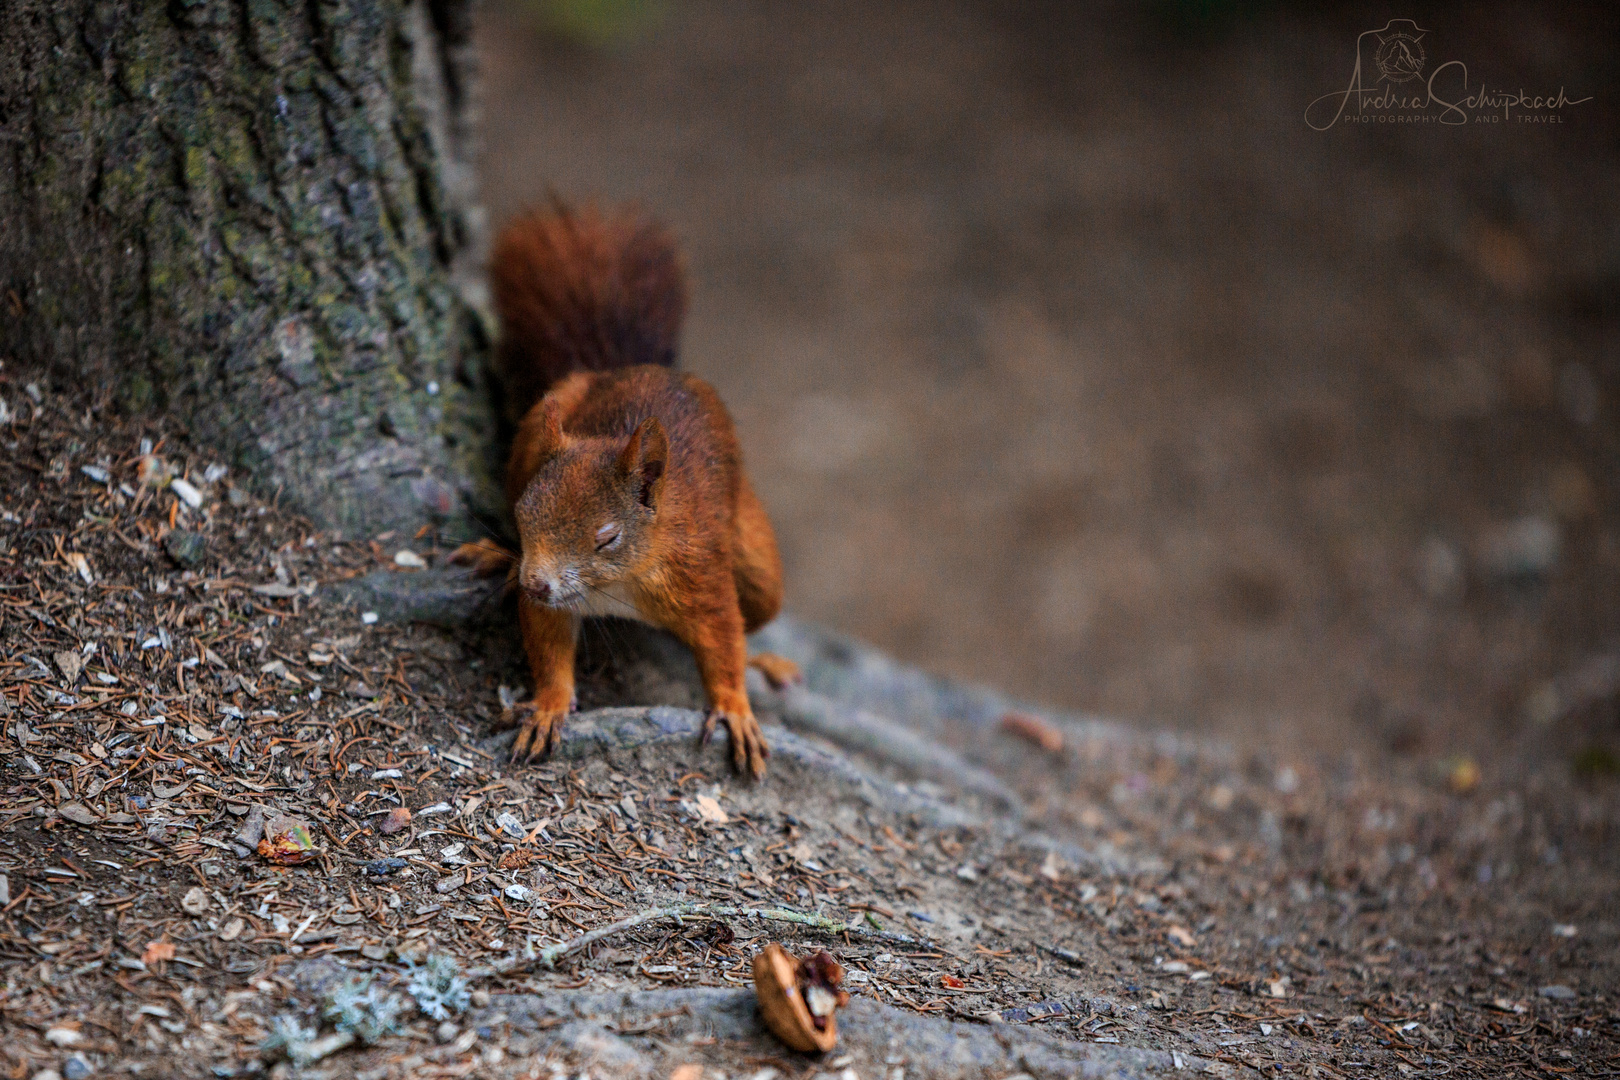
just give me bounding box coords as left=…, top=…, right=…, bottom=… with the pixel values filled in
left=453, top=205, right=799, bottom=778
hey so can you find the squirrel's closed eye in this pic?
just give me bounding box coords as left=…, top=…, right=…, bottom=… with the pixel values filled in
left=595, top=523, right=622, bottom=550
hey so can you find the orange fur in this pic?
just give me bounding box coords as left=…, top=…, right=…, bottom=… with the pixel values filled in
left=490, top=205, right=784, bottom=778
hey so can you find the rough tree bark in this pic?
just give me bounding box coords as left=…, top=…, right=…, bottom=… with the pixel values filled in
left=0, top=0, right=500, bottom=539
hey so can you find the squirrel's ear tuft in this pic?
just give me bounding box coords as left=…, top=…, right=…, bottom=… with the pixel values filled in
left=618, top=416, right=669, bottom=510
left=535, top=398, right=565, bottom=457
left=507, top=397, right=570, bottom=506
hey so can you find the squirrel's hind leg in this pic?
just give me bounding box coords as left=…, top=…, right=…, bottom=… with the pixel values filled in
left=731, top=478, right=784, bottom=633
left=747, top=653, right=802, bottom=690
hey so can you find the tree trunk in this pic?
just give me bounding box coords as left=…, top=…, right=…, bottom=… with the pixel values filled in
left=0, top=0, right=500, bottom=539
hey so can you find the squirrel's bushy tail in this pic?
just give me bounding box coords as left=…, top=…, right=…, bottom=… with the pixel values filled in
left=490, top=203, right=686, bottom=426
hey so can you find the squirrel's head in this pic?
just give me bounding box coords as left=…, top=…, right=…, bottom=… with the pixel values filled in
left=512, top=410, right=668, bottom=611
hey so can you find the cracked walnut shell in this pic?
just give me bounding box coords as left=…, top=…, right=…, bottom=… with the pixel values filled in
left=752, top=943, right=850, bottom=1053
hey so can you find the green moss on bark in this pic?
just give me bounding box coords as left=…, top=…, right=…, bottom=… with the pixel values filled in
left=0, top=0, right=499, bottom=539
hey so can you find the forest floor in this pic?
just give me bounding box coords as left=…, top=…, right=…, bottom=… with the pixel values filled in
left=0, top=358, right=1615, bottom=1078
left=3, top=1, right=1620, bottom=1078
left=477, top=0, right=1620, bottom=769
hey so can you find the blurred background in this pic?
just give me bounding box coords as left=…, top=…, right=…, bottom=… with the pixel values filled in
left=474, top=0, right=1619, bottom=767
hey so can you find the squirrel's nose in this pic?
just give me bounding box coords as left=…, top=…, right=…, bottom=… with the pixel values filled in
left=531, top=580, right=552, bottom=602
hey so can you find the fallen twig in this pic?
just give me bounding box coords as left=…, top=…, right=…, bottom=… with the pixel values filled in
left=468, top=902, right=940, bottom=978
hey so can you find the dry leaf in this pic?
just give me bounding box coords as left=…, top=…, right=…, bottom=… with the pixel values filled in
left=999, top=711, right=1064, bottom=753
left=257, top=815, right=318, bottom=864
left=142, top=940, right=176, bottom=966
left=380, top=806, right=413, bottom=835
left=1446, top=756, right=1480, bottom=795
left=53, top=649, right=83, bottom=684
left=694, top=794, right=729, bottom=824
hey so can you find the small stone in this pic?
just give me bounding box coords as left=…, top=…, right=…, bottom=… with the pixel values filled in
left=45, top=1026, right=82, bottom=1047
left=235, top=805, right=267, bottom=849
left=32, top=1071, right=63, bottom=1080
left=436, top=1021, right=460, bottom=1044
left=218, top=918, right=245, bottom=942
left=1540, top=984, right=1577, bottom=1000
left=170, top=477, right=204, bottom=509
left=164, top=529, right=207, bottom=567
left=393, top=549, right=426, bottom=568
left=63, top=1058, right=91, bottom=1080
left=1552, top=923, right=1578, bottom=938
left=955, top=864, right=978, bottom=882
left=58, top=803, right=99, bottom=826
left=495, top=811, right=525, bottom=839
left=470, top=989, right=491, bottom=1008
left=181, top=887, right=209, bottom=915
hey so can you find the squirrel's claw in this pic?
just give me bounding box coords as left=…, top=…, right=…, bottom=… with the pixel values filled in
left=702, top=708, right=769, bottom=780
left=508, top=700, right=565, bottom=763
left=747, top=653, right=803, bottom=691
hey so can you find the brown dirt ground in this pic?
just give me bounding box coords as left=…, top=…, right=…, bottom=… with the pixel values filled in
left=0, top=355, right=1615, bottom=1078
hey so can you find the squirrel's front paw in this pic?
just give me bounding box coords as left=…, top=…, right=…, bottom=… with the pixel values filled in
left=507, top=700, right=567, bottom=762
left=701, top=708, right=770, bottom=780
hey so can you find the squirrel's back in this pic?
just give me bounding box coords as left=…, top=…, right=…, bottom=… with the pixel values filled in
left=490, top=204, right=687, bottom=427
